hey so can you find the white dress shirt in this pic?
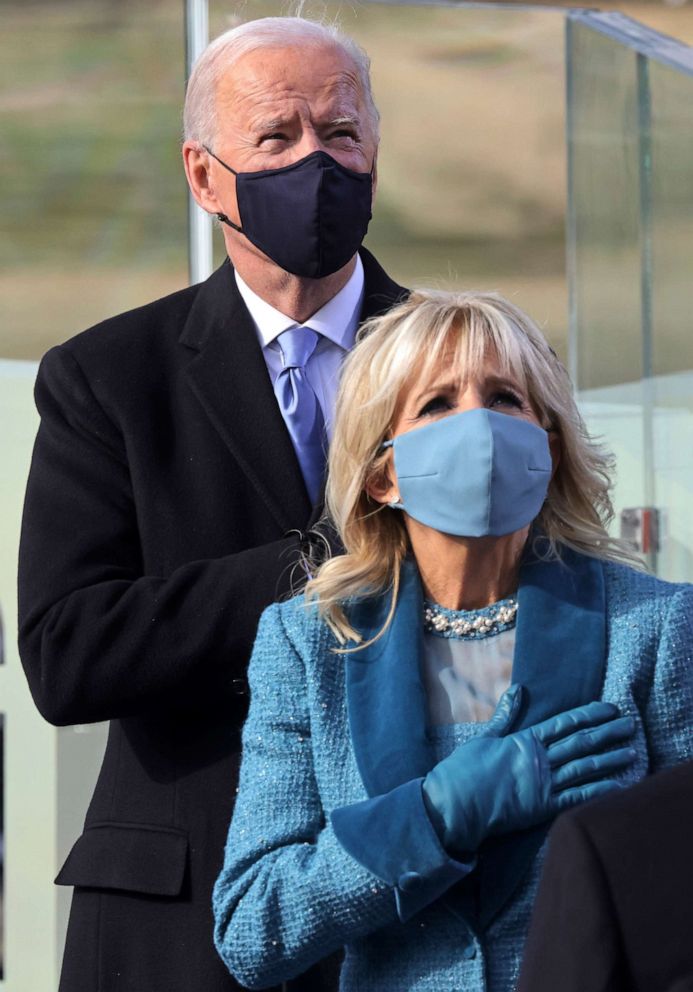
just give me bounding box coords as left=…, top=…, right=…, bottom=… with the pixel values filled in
left=234, top=255, right=365, bottom=442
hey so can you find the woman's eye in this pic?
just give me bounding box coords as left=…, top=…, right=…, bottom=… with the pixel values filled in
left=418, top=395, right=453, bottom=417
left=489, top=390, right=523, bottom=410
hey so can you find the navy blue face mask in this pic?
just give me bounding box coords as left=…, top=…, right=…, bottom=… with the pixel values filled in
left=206, top=148, right=373, bottom=279
left=382, top=408, right=552, bottom=538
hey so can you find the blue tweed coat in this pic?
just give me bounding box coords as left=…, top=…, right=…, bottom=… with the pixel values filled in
left=213, top=550, right=693, bottom=991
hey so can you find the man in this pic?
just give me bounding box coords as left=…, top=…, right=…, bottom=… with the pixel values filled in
left=517, top=761, right=693, bottom=992
left=18, top=17, right=405, bottom=992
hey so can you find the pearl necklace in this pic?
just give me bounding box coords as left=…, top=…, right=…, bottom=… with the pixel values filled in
left=423, top=595, right=518, bottom=640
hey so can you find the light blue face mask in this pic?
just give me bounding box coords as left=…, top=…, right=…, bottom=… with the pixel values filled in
left=381, top=408, right=552, bottom=537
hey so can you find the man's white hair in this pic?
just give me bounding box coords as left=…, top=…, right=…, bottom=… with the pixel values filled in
left=183, top=16, right=380, bottom=148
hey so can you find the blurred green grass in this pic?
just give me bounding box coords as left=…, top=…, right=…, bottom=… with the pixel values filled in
left=0, top=0, right=575, bottom=358
left=0, top=1, right=188, bottom=273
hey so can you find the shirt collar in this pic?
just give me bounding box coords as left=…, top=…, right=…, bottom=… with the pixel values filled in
left=234, top=254, right=365, bottom=352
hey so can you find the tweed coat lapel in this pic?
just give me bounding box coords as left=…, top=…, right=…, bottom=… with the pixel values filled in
left=473, top=546, right=607, bottom=928
left=344, top=560, right=435, bottom=797
left=179, top=250, right=407, bottom=531
left=344, top=548, right=608, bottom=928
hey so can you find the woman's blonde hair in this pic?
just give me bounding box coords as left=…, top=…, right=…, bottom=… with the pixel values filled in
left=305, top=289, right=641, bottom=647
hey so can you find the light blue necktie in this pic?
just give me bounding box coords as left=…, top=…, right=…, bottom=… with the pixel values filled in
left=274, top=326, right=326, bottom=504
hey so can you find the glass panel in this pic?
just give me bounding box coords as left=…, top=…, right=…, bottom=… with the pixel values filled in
left=649, top=59, right=693, bottom=581
left=209, top=0, right=569, bottom=356
left=652, top=385, right=693, bottom=581
left=569, top=15, right=693, bottom=580
left=567, top=19, right=643, bottom=390
left=650, top=62, right=693, bottom=378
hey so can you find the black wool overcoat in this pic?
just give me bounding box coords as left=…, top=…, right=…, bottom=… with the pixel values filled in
left=18, top=248, right=406, bottom=992
left=517, top=759, right=693, bottom=992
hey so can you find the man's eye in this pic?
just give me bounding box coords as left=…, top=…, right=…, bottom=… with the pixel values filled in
left=261, top=133, right=288, bottom=143
left=418, top=396, right=453, bottom=417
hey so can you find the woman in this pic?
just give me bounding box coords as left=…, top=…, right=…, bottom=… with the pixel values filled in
left=213, top=291, right=693, bottom=991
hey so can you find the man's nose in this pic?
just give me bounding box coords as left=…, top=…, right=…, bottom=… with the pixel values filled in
left=291, top=130, right=327, bottom=161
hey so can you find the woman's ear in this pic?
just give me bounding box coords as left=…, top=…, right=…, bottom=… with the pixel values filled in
left=548, top=430, right=561, bottom=479
left=365, top=459, right=399, bottom=506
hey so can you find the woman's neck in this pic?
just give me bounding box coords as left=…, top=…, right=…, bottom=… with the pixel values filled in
left=408, top=523, right=529, bottom=611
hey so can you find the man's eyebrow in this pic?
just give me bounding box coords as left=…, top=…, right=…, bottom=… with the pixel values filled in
left=251, top=111, right=362, bottom=135
left=252, top=117, right=290, bottom=134
left=323, top=114, right=361, bottom=128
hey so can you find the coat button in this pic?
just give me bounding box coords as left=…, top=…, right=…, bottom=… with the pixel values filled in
left=398, top=871, right=423, bottom=892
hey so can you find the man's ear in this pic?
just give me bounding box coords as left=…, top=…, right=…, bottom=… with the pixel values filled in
left=182, top=142, right=224, bottom=215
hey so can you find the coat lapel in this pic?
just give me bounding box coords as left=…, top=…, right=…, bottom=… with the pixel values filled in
left=344, top=559, right=433, bottom=797
left=512, top=545, right=607, bottom=728
left=179, top=261, right=311, bottom=532
left=358, top=246, right=409, bottom=321
left=475, top=546, right=607, bottom=928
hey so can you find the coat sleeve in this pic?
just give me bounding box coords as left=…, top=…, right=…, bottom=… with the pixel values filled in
left=516, top=811, right=625, bottom=992
left=645, top=585, right=693, bottom=771
left=213, top=602, right=401, bottom=990
left=18, top=345, right=301, bottom=726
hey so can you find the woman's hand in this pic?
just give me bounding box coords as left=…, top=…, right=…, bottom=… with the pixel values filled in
left=422, top=686, right=637, bottom=854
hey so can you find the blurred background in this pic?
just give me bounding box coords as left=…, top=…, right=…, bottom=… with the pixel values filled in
left=2, top=0, right=692, bottom=363
left=1, top=0, right=692, bottom=987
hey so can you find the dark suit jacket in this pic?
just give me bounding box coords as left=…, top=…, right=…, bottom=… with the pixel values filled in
left=18, top=249, right=405, bottom=992
left=517, top=760, right=693, bottom=992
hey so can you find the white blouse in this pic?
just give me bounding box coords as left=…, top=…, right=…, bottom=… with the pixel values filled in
left=422, top=627, right=515, bottom=726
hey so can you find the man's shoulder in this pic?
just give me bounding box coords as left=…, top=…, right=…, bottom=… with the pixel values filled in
left=359, top=247, right=409, bottom=320
left=57, top=281, right=202, bottom=363
left=51, top=261, right=237, bottom=369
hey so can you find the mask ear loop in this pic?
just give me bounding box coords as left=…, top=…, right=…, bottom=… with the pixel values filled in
left=379, top=439, right=404, bottom=510
left=203, top=145, right=244, bottom=232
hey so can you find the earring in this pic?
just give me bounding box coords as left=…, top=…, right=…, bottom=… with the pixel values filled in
left=388, top=497, right=404, bottom=510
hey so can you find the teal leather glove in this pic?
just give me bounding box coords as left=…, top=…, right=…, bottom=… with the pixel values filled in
left=422, top=685, right=636, bottom=854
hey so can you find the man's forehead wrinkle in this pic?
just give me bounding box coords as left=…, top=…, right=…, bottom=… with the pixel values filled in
left=218, top=60, right=365, bottom=121
left=242, top=74, right=361, bottom=108
left=230, top=102, right=365, bottom=145
left=246, top=94, right=363, bottom=130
